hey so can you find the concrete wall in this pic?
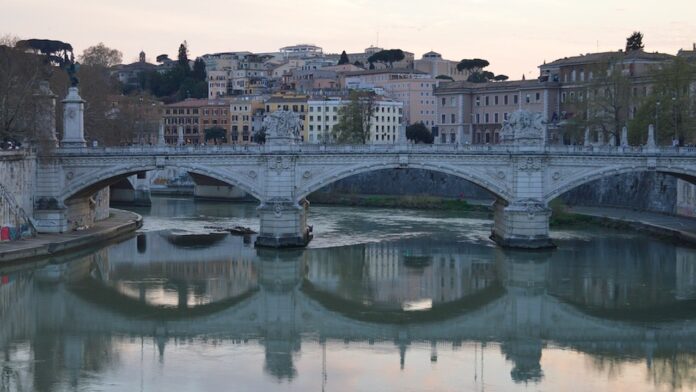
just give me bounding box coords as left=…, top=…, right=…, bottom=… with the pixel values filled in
left=65, top=188, right=110, bottom=230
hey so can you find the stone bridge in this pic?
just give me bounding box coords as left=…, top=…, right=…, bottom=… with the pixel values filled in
left=31, top=87, right=696, bottom=248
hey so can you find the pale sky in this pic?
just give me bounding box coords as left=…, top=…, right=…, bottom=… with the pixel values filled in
left=3, top=0, right=696, bottom=78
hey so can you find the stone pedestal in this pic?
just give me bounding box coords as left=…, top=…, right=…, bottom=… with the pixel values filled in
left=490, top=199, right=554, bottom=249
left=255, top=200, right=312, bottom=248
left=34, top=81, right=58, bottom=146
left=61, top=87, right=86, bottom=148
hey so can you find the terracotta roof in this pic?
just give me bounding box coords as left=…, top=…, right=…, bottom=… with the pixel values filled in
left=435, top=79, right=555, bottom=94
left=542, top=50, right=674, bottom=68
left=344, top=68, right=427, bottom=77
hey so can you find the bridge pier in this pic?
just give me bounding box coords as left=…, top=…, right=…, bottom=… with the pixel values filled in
left=490, top=199, right=554, bottom=249
left=255, top=199, right=312, bottom=248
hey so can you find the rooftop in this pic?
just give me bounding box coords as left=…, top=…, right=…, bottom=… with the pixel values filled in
left=541, top=50, right=674, bottom=68
left=344, top=68, right=427, bottom=77
left=435, top=79, right=555, bottom=93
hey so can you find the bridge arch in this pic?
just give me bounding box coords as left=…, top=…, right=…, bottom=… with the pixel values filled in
left=295, top=161, right=512, bottom=203
left=62, top=162, right=263, bottom=201
left=545, top=165, right=696, bottom=204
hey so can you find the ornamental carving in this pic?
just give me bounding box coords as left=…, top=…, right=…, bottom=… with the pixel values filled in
left=518, top=157, right=542, bottom=172
left=248, top=170, right=257, bottom=179
left=268, top=157, right=291, bottom=174
left=552, top=172, right=561, bottom=181
left=263, top=111, right=302, bottom=145
left=500, top=110, right=546, bottom=146
left=302, top=170, right=312, bottom=179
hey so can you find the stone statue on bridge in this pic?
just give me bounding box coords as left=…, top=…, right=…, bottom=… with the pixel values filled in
left=263, top=111, right=303, bottom=145
left=500, top=110, right=547, bottom=147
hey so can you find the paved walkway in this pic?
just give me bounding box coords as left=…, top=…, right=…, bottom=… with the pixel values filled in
left=0, top=209, right=142, bottom=264
left=569, top=206, right=696, bottom=244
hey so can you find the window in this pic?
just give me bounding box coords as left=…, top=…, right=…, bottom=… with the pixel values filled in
left=525, top=94, right=530, bottom=104
left=485, top=96, right=489, bottom=106
left=504, top=95, right=508, bottom=105
left=535, top=92, right=540, bottom=102
left=451, top=113, right=456, bottom=123
left=475, top=97, right=480, bottom=106
left=504, top=112, right=508, bottom=121
left=484, top=113, right=489, bottom=123
left=494, top=113, right=499, bottom=123
left=450, top=97, right=456, bottom=107
left=441, top=97, right=446, bottom=106
left=494, top=96, right=499, bottom=105
left=441, top=114, right=446, bottom=124
left=476, top=113, right=480, bottom=123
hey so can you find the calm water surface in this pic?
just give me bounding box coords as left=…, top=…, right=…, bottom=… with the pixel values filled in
left=2, top=196, right=696, bottom=392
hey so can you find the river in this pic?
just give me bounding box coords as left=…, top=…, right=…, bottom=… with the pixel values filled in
left=2, top=196, right=696, bottom=391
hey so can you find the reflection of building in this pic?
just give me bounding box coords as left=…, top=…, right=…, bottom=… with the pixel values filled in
left=306, top=242, right=497, bottom=308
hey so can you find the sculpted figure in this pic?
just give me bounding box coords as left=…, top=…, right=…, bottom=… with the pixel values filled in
left=500, top=110, right=546, bottom=146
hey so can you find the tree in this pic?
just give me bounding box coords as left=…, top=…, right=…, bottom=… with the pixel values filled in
left=563, top=60, right=632, bottom=144
left=629, top=57, right=696, bottom=144
left=456, top=58, right=490, bottom=73
left=16, top=38, right=74, bottom=69
left=177, top=41, right=189, bottom=68
left=493, top=74, right=509, bottom=81
left=79, top=43, right=122, bottom=68
left=435, top=75, right=454, bottom=81
left=253, top=128, right=266, bottom=144
left=405, top=122, right=433, bottom=144
left=626, top=31, right=644, bottom=52
left=156, top=54, right=170, bottom=63
left=204, top=126, right=227, bottom=143
left=353, top=60, right=364, bottom=68
left=338, top=50, right=350, bottom=65
left=367, top=49, right=405, bottom=68
left=192, top=58, right=206, bottom=81
left=333, top=91, right=376, bottom=144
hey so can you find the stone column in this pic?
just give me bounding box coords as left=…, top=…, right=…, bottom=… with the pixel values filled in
left=620, top=126, right=629, bottom=147
left=583, top=127, right=590, bottom=146
left=490, top=198, right=554, bottom=249
left=61, top=87, right=86, bottom=148
left=646, top=124, right=657, bottom=150
left=157, top=119, right=166, bottom=146
left=34, top=81, right=58, bottom=146
left=255, top=199, right=311, bottom=248
left=177, top=125, right=184, bottom=146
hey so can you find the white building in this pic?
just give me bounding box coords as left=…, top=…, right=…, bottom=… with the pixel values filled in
left=306, top=98, right=403, bottom=144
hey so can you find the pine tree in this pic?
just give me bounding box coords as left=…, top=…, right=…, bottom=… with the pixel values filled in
left=625, top=31, right=644, bottom=52
left=338, top=50, right=350, bottom=65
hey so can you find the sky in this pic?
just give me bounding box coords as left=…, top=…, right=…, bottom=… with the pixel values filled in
left=3, top=0, right=696, bottom=79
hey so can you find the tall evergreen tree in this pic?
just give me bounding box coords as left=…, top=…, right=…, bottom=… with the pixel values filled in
left=338, top=50, right=350, bottom=65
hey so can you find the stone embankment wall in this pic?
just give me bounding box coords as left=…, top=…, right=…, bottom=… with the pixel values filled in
left=312, top=168, right=678, bottom=214
left=0, top=151, right=36, bottom=240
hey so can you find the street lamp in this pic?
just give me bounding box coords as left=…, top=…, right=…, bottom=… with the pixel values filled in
left=672, top=96, right=678, bottom=144
left=656, top=100, right=660, bottom=144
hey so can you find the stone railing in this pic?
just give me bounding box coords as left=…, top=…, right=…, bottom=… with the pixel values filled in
left=51, top=143, right=696, bottom=157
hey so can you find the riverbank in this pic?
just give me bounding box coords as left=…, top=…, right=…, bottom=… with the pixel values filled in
left=308, top=192, right=492, bottom=211
left=0, top=209, right=142, bottom=264
left=567, top=206, right=696, bottom=246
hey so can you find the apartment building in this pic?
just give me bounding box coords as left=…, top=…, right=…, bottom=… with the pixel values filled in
left=229, top=96, right=266, bottom=144
left=382, top=78, right=439, bottom=128
left=414, top=51, right=469, bottom=81
left=306, top=97, right=403, bottom=144
left=161, top=98, right=231, bottom=144
left=434, top=80, right=560, bottom=144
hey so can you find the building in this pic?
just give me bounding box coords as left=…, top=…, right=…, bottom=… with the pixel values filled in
left=161, top=98, right=231, bottom=144
left=382, top=78, right=440, bottom=128
left=414, top=51, right=469, bottom=81
left=279, top=44, right=323, bottom=58
left=434, top=80, right=559, bottom=144
left=229, top=96, right=266, bottom=144
left=306, top=96, right=403, bottom=144
left=343, top=68, right=428, bottom=90
left=111, top=51, right=158, bottom=91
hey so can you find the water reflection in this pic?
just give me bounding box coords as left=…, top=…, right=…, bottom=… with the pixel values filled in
left=2, top=227, right=696, bottom=390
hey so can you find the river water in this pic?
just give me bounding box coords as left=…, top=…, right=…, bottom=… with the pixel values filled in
left=2, top=196, right=696, bottom=392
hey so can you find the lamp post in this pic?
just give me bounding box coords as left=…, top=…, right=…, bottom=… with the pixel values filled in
left=672, top=96, right=678, bottom=144
left=656, top=100, right=660, bottom=144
